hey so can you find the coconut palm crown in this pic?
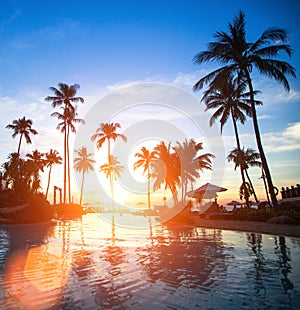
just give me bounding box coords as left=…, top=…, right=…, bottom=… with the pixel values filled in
left=6, top=117, right=38, bottom=155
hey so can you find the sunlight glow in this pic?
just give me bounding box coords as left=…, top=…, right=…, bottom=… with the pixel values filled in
left=2, top=245, right=71, bottom=309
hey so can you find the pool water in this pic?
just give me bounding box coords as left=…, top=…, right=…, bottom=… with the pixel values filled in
left=0, top=213, right=299, bottom=309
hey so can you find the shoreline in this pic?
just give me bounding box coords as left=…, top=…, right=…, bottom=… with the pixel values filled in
left=166, top=218, right=300, bottom=238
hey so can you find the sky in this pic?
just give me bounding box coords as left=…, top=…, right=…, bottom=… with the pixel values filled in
left=0, top=0, right=299, bottom=207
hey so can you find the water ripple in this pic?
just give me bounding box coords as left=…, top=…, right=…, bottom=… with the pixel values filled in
left=0, top=214, right=299, bottom=309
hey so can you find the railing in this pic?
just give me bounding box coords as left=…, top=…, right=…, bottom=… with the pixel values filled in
left=281, top=184, right=300, bottom=199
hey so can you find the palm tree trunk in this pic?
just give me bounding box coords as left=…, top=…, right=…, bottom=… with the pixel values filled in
left=184, top=179, right=188, bottom=202
left=107, top=139, right=114, bottom=210
left=111, top=176, right=114, bottom=211
left=231, top=111, right=249, bottom=207
left=67, top=125, right=71, bottom=204
left=244, top=71, right=278, bottom=208
left=45, top=165, right=52, bottom=200
left=245, top=169, right=259, bottom=203
left=147, top=166, right=151, bottom=209
left=181, top=174, right=185, bottom=203
left=17, top=133, right=23, bottom=155
left=80, top=170, right=85, bottom=206
left=63, top=127, right=67, bottom=204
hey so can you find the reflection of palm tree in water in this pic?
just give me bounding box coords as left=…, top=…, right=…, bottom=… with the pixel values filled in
left=246, top=233, right=267, bottom=298
left=136, top=225, right=228, bottom=289
left=72, top=218, right=93, bottom=279
left=94, top=215, right=132, bottom=308
left=247, top=233, right=294, bottom=300
left=274, top=236, right=293, bottom=293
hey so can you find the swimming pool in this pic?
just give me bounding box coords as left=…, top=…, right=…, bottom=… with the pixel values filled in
left=0, top=213, right=299, bottom=309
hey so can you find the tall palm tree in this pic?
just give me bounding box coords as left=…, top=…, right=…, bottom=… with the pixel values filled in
left=51, top=107, right=85, bottom=203
left=152, top=141, right=180, bottom=206
left=74, top=146, right=95, bottom=205
left=227, top=147, right=261, bottom=203
left=6, top=117, right=38, bottom=155
left=91, top=122, right=127, bottom=207
left=201, top=76, right=260, bottom=206
left=174, top=139, right=214, bottom=202
left=45, top=83, right=84, bottom=204
left=100, top=155, right=124, bottom=209
left=134, top=147, right=156, bottom=209
left=193, top=11, right=296, bottom=208
left=45, top=149, right=62, bottom=200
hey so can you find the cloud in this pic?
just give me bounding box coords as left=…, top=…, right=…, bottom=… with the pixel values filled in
left=252, top=76, right=300, bottom=108
left=261, top=122, right=300, bottom=153
left=172, top=71, right=199, bottom=88
left=258, top=114, right=272, bottom=120
left=0, top=9, right=21, bottom=32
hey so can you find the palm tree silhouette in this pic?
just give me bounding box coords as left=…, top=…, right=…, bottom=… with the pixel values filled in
left=45, top=83, right=84, bottom=204
left=6, top=117, right=38, bottom=155
left=51, top=107, right=85, bottom=203
left=45, top=149, right=62, bottom=200
left=228, top=147, right=261, bottom=203
left=201, top=76, right=260, bottom=206
left=134, top=147, right=156, bottom=209
left=26, top=150, right=45, bottom=192
left=152, top=141, right=180, bottom=206
left=91, top=122, right=127, bottom=207
left=100, top=155, right=124, bottom=209
left=74, top=146, right=95, bottom=206
left=91, top=122, right=127, bottom=159
left=174, top=139, right=214, bottom=202
left=193, top=11, right=296, bottom=208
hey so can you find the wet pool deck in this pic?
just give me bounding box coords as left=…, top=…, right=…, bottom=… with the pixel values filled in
left=183, top=218, right=300, bottom=238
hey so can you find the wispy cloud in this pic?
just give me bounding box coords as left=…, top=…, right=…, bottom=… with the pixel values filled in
left=0, top=9, right=21, bottom=32
left=260, top=122, right=300, bottom=153
left=258, top=114, right=272, bottom=120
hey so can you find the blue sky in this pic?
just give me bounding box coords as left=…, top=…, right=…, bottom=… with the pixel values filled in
left=0, top=0, right=299, bottom=205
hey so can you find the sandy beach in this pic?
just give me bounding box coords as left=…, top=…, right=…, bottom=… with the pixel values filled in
left=180, top=218, right=300, bottom=238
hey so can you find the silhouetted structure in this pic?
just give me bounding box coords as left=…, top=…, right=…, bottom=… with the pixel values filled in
left=53, top=186, right=62, bottom=205
left=281, top=184, right=300, bottom=200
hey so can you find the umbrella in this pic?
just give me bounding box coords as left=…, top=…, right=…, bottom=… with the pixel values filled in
left=227, top=200, right=242, bottom=206
left=196, top=183, right=227, bottom=192
left=187, top=183, right=227, bottom=200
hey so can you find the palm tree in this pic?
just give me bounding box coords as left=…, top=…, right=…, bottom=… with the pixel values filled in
left=152, top=141, right=180, bottom=206
left=91, top=122, right=127, bottom=159
left=91, top=122, right=127, bottom=207
left=45, top=83, right=84, bottom=111
left=228, top=147, right=261, bottom=203
left=45, top=149, right=62, bottom=200
left=51, top=107, right=85, bottom=203
left=174, top=139, right=214, bottom=202
left=45, top=83, right=84, bottom=204
left=74, top=147, right=95, bottom=205
left=100, top=155, right=124, bottom=209
left=26, top=150, right=45, bottom=192
left=6, top=117, right=38, bottom=155
left=193, top=11, right=296, bottom=208
left=134, top=147, right=156, bottom=209
left=201, top=76, right=261, bottom=206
